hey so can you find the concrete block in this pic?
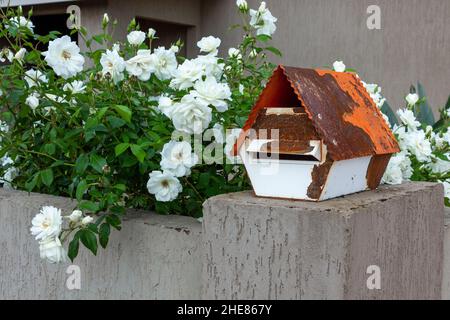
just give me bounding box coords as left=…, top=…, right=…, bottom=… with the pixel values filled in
left=202, top=182, right=444, bottom=300
left=0, top=189, right=202, bottom=300
left=441, top=207, right=450, bottom=299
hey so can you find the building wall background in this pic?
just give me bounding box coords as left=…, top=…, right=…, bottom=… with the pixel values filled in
left=201, top=0, right=450, bottom=116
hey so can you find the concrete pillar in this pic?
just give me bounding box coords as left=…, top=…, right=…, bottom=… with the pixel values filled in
left=202, top=182, right=444, bottom=299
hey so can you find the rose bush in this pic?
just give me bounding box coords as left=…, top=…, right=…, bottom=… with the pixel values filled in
left=0, top=1, right=279, bottom=262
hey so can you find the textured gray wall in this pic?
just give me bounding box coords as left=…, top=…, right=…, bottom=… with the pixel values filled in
left=0, top=189, right=202, bottom=300
left=201, top=0, right=450, bottom=116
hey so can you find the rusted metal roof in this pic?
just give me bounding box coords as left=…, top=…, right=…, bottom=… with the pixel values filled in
left=234, top=65, right=400, bottom=161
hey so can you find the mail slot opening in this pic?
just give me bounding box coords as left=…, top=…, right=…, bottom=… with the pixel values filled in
left=247, top=139, right=322, bottom=162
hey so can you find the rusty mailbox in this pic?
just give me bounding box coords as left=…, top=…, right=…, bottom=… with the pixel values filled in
left=233, top=65, right=400, bottom=201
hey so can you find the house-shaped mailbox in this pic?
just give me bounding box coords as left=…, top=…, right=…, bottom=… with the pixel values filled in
left=233, top=65, right=400, bottom=201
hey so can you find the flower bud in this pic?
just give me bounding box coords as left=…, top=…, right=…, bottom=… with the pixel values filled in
left=81, top=216, right=94, bottom=226
left=68, top=210, right=83, bottom=223
left=148, top=28, right=156, bottom=39
left=102, top=13, right=109, bottom=28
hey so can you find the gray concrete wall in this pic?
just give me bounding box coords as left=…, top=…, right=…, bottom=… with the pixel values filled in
left=201, top=0, right=450, bottom=116
left=0, top=189, right=202, bottom=299
left=202, top=182, right=444, bottom=300
left=0, top=183, right=447, bottom=299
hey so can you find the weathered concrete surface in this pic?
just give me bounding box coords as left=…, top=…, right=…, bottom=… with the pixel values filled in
left=0, top=189, right=202, bottom=300
left=202, top=182, right=444, bottom=300
left=441, top=207, right=450, bottom=299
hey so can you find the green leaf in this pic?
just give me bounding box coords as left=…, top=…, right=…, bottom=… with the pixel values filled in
left=25, top=174, right=39, bottom=192
left=43, top=144, right=56, bottom=155
left=68, top=233, right=80, bottom=262
left=265, top=46, right=282, bottom=57
left=79, top=200, right=99, bottom=213
left=40, top=169, right=54, bottom=187
left=96, top=107, right=109, bottom=120
left=445, top=95, right=450, bottom=110
left=113, top=105, right=132, bottom=123
left=106, top=214, right=122, bottom=230
left=113, top=184, right=126, bottom=191
left=380, top=100, right=399, bottom=126
left=75, top=154, right=89, bottom=174
left=115, top=143, right=130, bottom=156
left=256, top=34, right=271, bottom=42
left=99, top=223, right=110, bottom=249
left=130, top=144, right=146, bottom=163
left=415, top=83, right=435, bottom=126
left=80, top=229, right=98, bottom=256
left=76, top=180, right=88, bottom=201
left=90, top=154, right=107, bottom=173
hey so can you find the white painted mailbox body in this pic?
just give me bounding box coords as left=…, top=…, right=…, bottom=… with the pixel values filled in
left=234, top=66, right=400, bottom=201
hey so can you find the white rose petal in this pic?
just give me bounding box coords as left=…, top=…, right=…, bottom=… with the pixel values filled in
left=42, top=35, right=85, bottom=79
left=63, top=80, right=86, bottom=94
left=30, top=206, right=63, bottom=241
left=147, top=171, right=182, bottom=202
left=125, top=49, right=155, bottom=81
left=127, top=30, right=146, bottom=46
left=249, top=2, right=277, bottom=36
left=101, top=49, right=126, bottom=83
left=197, top=36, right=221, bottom=55
left=190, top=76, right=231, bottom=112
left=25, top=93, right=40, bottom=110
left=152, top=47, right=178, bottom=81
left=171, top=94, right=212, bottom=134
left=39, top=237, right=67, bottom=264
left=160, top=141, right=199, bottom=177
left=68, top=209, right=83, bottom=223
left=24, top=69, right=48, bottom=88
left=333, top=60, right=346, bottom=72
left=170, top=59, right=204, bottom=90
left=397, top=108, right=420, bottom=131
left=81, top=216, right=94, bottom=226
left=406, top=93, right=419, bottom=106
left=158, top=95, right=174, bottom=118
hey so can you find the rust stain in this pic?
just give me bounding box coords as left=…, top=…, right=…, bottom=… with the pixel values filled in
left=234, top=65, right=400, bottom=161
left=307, top=158, right=333, bottom=199
left=366, top=154, right=392, bottom=189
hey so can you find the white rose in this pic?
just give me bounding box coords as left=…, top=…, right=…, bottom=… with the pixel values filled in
left=190, top=76, right=231, bottom=112
left=8, top=16, right=34, bottom=32
left=101, top=49, right=126, bottom=83
left=170, top=59, right=204, bottom=90
left=405, top=93, right=419, bottom=106
left=228, top=47, right=242, bottom=59
left=152, top=47, right=178, bottom=81
left=39, top=237, right=67, bottom=264
left=428, top=157, right=450, bottom=174
left=160, top=141, right=199, bottom=177
left=170, top=45, right=179, bottom=53
left=171, top=94, right=212, bottom=134
left=147, top=171, right=182, bottom=202
left=333, top=60, right=346, bottom=72
left=102, top=13, right=109, bottom=26
left=68, top=209, right=83, bottom=223
left=24, top=69, right=48, bottom=88
left=42, top=35, right=85, bottom=79
left=25, top=93, right=40, bottom=110
left=126, top=49, right=155, bottom=81
left=236, top=0, right=248, bottom=11
left=148, top=28, right=156, bottom=39
left=443, top=181, right=450, bottom=199
left=396, top=108, right=420, bottom=131
left=158, top=96, right=174, bottom=118
left=197, top=36, right=221, bottom=55
left=193, top=54, right=224, bottom=80
left=404, top=129, right=432, bottom=162
left=81, top=216, right=94, bottom=226
left=13, top=48, right=27, bottom=63
left=249, top=2, right=277, bottom=36
left=30, top=206, right=63, bottom=241
left=127, top=30, right=146, bottom=46
left=63, top=80, right=86, bottom=94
